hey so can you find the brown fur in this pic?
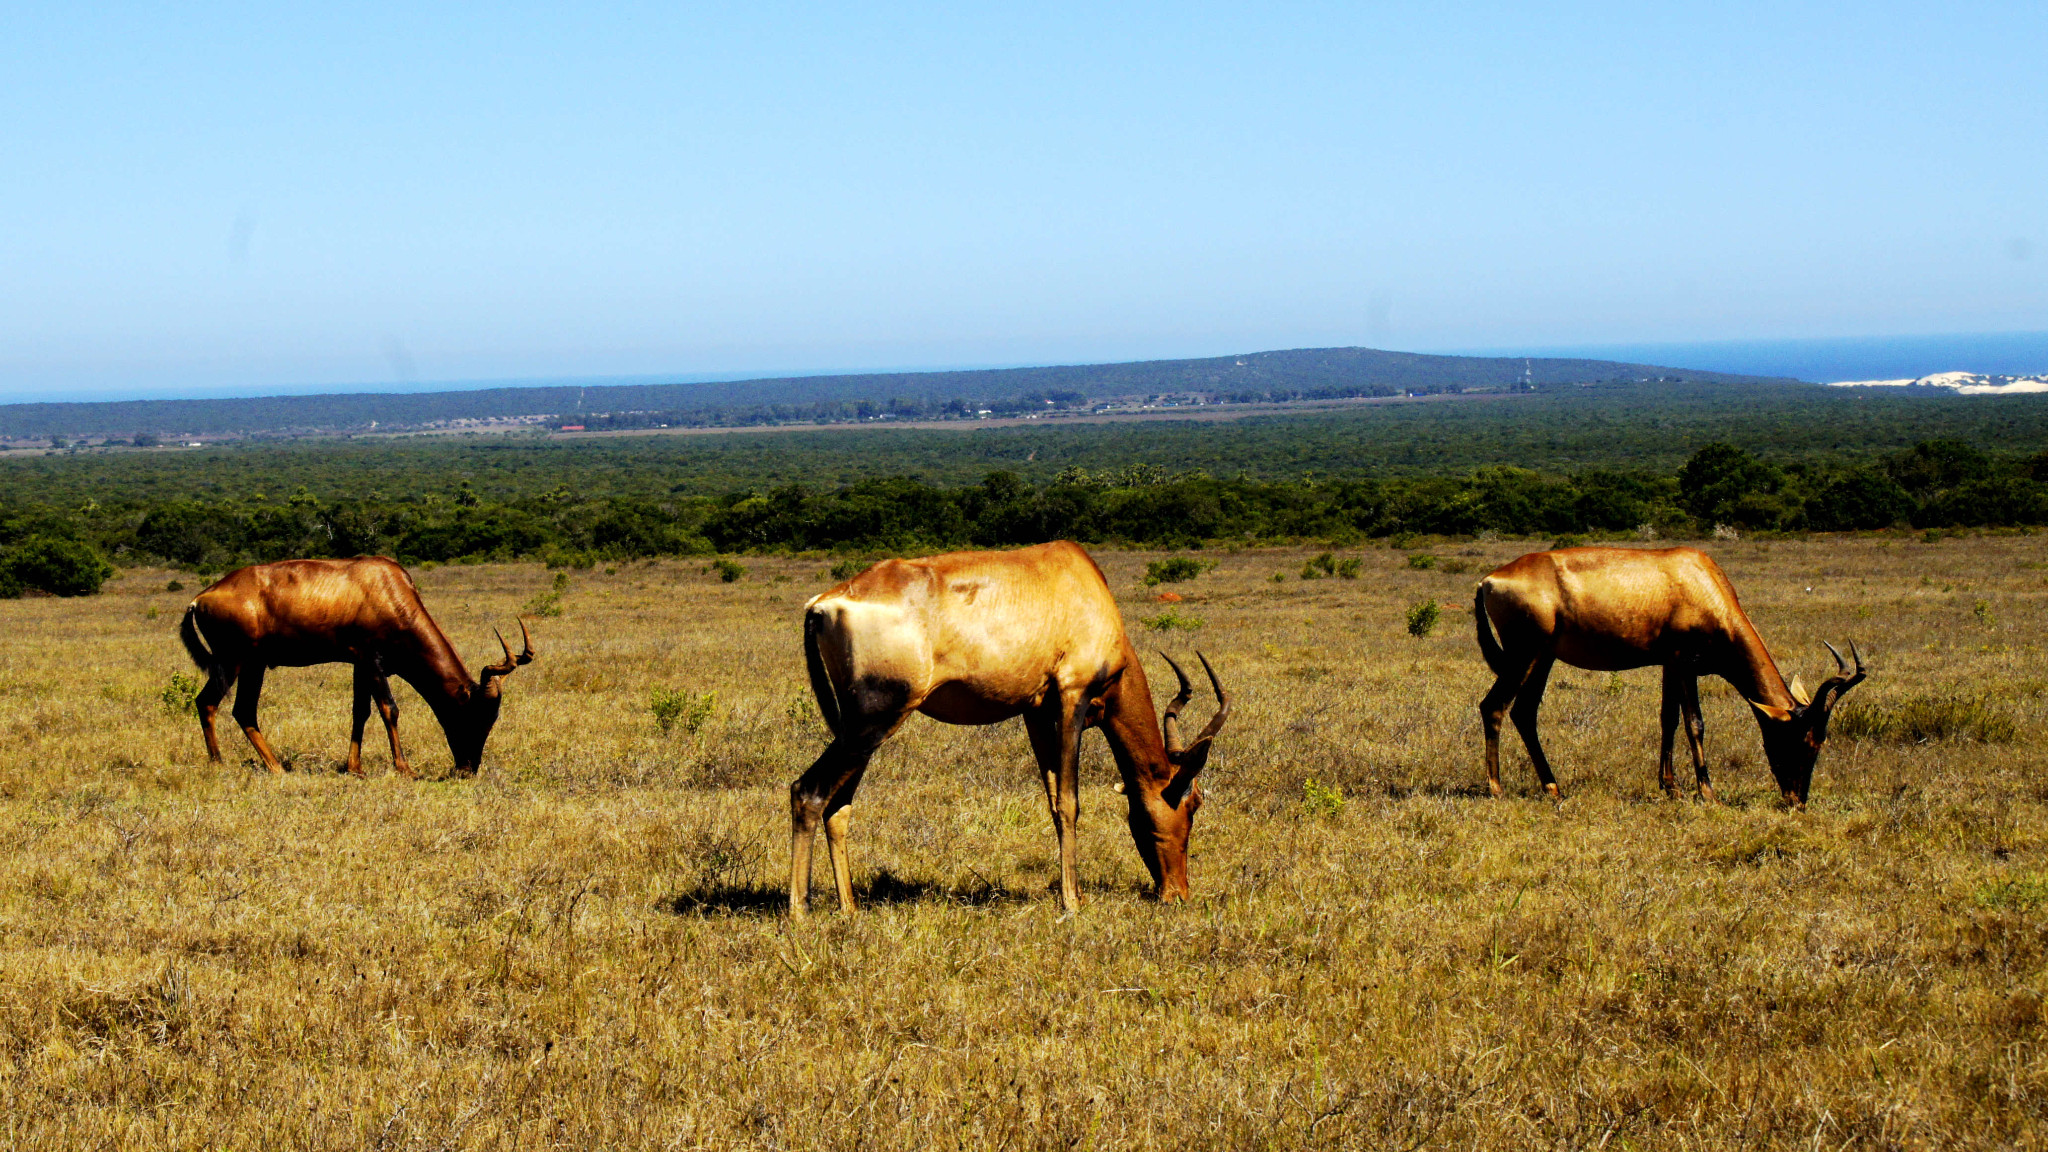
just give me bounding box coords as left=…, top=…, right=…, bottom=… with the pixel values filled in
left=1474, top=546, right=1865, bottom=808
left=790, top=541, right=1228, bottom=915
left=181, top=557, right=533, bottom=777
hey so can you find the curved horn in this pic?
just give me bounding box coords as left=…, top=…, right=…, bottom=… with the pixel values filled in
left=1159, top=651, right=1195, bottom=756
left=1824, top=640, right=1848, bottom=676
left=1159, top=652, right=1231, bottom=806
left=478, top=619, right=536, bottom=693
left=1185, top=651, right=1232, bottom=751
left=1808, top=639, right=1869, bottom=736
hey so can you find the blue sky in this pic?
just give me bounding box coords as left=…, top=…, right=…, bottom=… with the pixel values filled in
left=2, top=2, right=2042, bottom=399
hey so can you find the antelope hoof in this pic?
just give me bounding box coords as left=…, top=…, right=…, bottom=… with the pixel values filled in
left=1697, top=784, right=1718, bottom=805
left=1487, top=779, right=1503, bottom=798
left=1543, top=783, right=1562, bottom=803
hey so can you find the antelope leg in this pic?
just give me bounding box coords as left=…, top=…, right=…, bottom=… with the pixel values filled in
left=232, top=665, right=284, bottom=774
left=1509, top=656, right=1560, bottom=800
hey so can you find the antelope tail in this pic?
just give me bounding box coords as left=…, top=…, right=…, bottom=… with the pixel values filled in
left=178, top=604, right=215, bottom=671
left=1473, top=583, right=1510, bottom=677
left=803, top=609, right=843, bottom=738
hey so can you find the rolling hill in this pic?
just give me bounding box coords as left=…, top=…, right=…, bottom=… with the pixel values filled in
left=0, top=346, right=1804, bottom=440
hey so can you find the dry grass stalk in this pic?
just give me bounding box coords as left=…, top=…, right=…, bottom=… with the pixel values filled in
left=0, top=537, right=2045, bottom=1146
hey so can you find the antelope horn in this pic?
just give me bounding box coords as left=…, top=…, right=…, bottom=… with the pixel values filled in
left=481, top=630, right=517, bottom=679
left=480, top=620, right=536, bottom=683
left=1159, top=651, right=1196, bottom=756
left=1186, top=651, right=1231, bottom=750
left=1824, top=640, right=1848, bottom=676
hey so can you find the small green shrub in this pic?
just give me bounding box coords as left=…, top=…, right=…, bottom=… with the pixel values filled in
left=1406, top=599, right=1441, bottom=638
left=1143, top=556, right=1212, bottom=586
left=709, top=558, right=746, bottom=583
left=651, top=688, right=717, bottom=735
left=1552, top=534, right=1587, bottom=549
left=830, top=558, right=866, bottom=581
left=165, top=579, right=185, bottom=593
left=159, top=673, right=202, bottom=715
left=1974, top=600, right=1995, bottom=627
left=523, top=572, right=569, bottom=617
left=1406, top=553, right=1438, bottom=570
left=1335, top=558, right=1361, bottom=579
left=1301, top=777, right=1345, bottom=818
left=1441, top=558, right=1471, bottom=575
left=1269, top=572, right=1287, bottom=583
left=1141, top=610, right=1205, bottom=632
left=1832, top=691, right=2017, bottom=744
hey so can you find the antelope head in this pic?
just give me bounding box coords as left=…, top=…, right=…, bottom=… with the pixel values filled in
left=1122, top=651, right=1231, bottom=902
left=1747, top=640, right=1867, bottom=809
left=451, top=619, right=536, bottom=775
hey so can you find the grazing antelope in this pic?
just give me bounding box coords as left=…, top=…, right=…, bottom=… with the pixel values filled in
left=1474, top=546, right=1865, bottom=808
left=178, top=557, right=535, bottom=777
left=792, top=541, right=1230, bottom=917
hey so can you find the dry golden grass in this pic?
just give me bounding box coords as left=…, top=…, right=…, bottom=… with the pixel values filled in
left=4, top=536, right=2048, bottom=1148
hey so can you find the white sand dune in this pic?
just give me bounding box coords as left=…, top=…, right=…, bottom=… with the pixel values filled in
left=1828, top=371, right=2048, bottom=395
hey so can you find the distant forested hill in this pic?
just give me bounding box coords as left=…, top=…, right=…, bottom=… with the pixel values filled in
left=0, top=347, right=1799, bottom=438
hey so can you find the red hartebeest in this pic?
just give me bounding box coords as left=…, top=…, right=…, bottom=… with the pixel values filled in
left=179, top=557, right=534, bottom=777
left=791, top=541, right=1230, bottom=917
left=1474, top=546, right=1866, bottom=808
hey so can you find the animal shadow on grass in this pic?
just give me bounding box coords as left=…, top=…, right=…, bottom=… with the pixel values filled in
left=665, top=867, right=1029, bottom=917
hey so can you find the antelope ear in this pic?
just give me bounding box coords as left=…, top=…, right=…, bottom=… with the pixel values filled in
left=1748, top=698, right=1796, bottom=724
left=1788, top=675, right=1812, bottom=706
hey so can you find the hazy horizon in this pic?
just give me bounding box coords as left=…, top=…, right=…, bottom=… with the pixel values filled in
left=2, top=330, right=2045, bottom=408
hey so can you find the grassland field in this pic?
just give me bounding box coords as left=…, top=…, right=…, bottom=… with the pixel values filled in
left=3, top=535, right=2047, bottom=1149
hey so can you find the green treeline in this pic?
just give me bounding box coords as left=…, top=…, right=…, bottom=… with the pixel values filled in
left=3, top=439, right=2043, bottom=593
left=14, top=381, right=2048, bottom=514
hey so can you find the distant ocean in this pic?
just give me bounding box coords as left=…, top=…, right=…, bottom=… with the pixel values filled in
left=1469, top=331, right=2048, bottom=384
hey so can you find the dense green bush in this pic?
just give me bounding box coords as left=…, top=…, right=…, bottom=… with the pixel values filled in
left=0, top=535, right=114, bottom=597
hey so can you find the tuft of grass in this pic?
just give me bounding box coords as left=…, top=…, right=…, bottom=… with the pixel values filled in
left=523, top=571, right=569, bottom=617
left=1833, top=691, right=2018, bottom=744
left=1301, top=777, right=1345, bottom=817
left=1406, top=553, right=1438, bottom=570
left=1143, top=556, right=1213, bottom=586
left=1406, top=599, right=1441, bottom=638
left=1974, top=600, right=1995, bottom=627
left=650, top=687, right=718, bottom=735
left=1140, top=610, right=1204, bottom=632
left=1976, top=876, right=2048, bottom=911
